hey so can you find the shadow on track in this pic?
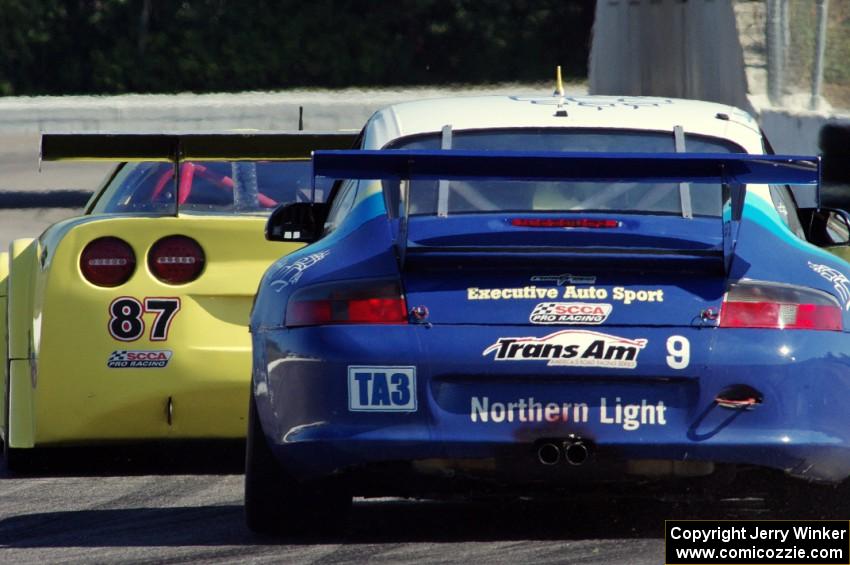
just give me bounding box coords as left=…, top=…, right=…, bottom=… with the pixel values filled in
left=1, top=446, right=844, bottom=549
left=0, top=496, right=778, bottom=549
left=0, top=441, right=245, bottom=477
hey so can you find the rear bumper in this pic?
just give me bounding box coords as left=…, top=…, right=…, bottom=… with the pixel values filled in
left=32, top=291, right=257, bottom=445
left=30, top=348, right=251, bottom=445
left=254, top=325, right=850, bottom=486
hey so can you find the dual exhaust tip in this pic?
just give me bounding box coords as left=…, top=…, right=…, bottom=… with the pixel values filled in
left=536, top=438, right=591, bottom=466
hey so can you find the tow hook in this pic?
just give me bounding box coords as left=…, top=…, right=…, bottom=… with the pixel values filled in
left=715, top=384, right=763, bottom=410
left=409, top=305, right=430, bottom=324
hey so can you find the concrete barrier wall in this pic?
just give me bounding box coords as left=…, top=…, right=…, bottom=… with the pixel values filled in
left=0, top=85, right=569, bottom=134
left=588, top=0, right=850, bottom=155
left=2, top=75, right=846, bottom=158
left=589, top=0, right=750, bottom=112
left=4, top=81, right=844, bottom=156
left=758, top=107, right=850, bottom=155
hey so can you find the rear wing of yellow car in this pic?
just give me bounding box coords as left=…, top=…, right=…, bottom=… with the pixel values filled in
left=40, top=131, right=359, bottom=162
left=2, top=131, right=359, bottom=210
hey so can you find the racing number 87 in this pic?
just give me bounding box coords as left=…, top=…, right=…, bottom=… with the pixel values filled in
left=109, top=297, right=181, bottom=341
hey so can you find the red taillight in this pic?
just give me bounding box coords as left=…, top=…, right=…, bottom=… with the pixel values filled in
left=148, top=235, right=205, bottom=284
left=719, top=282, right=842, bottom=331
left=286, top=280, right=408, bottom=327
left=510, top=218, right=620, bottom=228
left=80, top=237, right=136, bottom=287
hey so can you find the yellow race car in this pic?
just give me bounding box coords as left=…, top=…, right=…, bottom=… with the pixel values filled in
left=0, top=132, right=355, bottom=470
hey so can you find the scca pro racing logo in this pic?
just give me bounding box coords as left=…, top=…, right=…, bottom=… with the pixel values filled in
left=483, top=330, right=647, bottom=369
left=107, top=350, right=172, bottom=369
left=529, top=302, right=612, bottom=325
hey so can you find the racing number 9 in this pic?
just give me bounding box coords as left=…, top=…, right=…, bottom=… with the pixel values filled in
left=665, top=335, right=690, bottom=370
left=109, top=297, right=181, bottom=341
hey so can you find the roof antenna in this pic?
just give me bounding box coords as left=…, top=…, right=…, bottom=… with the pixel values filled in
left=298, top=106, right=304, bottom=131
left=553, top=66, right=567, bottom=117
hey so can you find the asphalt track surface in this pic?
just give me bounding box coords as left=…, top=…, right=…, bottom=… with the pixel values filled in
left=3, top=446, right=790, bottom=565
left=4, top=446, right=835, bottom=564
left=0, top=450, right=680, bottom=565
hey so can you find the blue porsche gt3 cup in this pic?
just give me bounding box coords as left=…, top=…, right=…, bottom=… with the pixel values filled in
left=245, top=95, right=850, bottom=534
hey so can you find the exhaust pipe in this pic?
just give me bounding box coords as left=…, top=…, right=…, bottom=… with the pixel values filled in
left=564, top=440, right=589, bottom=466
left=537, top=442, right=561, bottom=465
left=535, top=437, right=593, bottom=466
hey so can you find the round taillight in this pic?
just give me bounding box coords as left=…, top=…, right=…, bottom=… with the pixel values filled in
left=148, top=235, right=205, bottom=284
left=80, top=237, right=136, bottom=287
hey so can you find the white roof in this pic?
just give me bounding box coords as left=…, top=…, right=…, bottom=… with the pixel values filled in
left=362, top=95, right=763, bottom=153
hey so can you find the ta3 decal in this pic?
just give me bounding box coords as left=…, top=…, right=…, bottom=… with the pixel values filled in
left=348, top=366, right=417, bottom=412
left=107, top=349, right=172, bottom=368
left=108, top=297, right=181, bottom=342
left=467, top=285, right=664, bottom=304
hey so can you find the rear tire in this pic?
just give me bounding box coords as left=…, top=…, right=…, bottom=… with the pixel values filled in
left=763, top=476, right=841, bottom=519
left=2, top=357, right=34, bottom=473
left=3, top=444, right=35, bottom=473
left=244, top=394, right=351, bottom=536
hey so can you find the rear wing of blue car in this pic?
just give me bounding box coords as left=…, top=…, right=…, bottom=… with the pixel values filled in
left=313, top=150, right=819, bottom=185
left=312, top=150, right=820, bottom=273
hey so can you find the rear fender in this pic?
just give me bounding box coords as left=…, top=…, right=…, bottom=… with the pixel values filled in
left=8, top=239, right=37, bottom=360
left=5, top=239, right=37, bottom=448
left=0, top=251, right=8, bottom=442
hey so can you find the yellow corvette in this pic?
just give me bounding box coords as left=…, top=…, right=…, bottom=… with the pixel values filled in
left=0, top=132, right=355, bottom=469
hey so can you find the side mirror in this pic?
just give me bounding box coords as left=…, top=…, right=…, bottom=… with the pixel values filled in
left=824, top=208, right=850, bottom=246
left=265, top=202, right=329, bottom=243
left=801, top=207, right=850, bottom=247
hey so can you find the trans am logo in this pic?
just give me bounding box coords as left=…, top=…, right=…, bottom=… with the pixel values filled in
left=482, top=330, right=647, bottom=369
left=107, top=350, right=172, bottom=369
left=529, top=302, right=612, bottom=325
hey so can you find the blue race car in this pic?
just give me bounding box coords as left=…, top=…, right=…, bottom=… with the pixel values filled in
left=246, top=94, right=850, bottom=532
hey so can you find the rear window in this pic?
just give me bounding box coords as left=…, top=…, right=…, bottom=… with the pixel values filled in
left=386, top=128, right=745, bottom=217
left=92, top=160, right=333, bottom=215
